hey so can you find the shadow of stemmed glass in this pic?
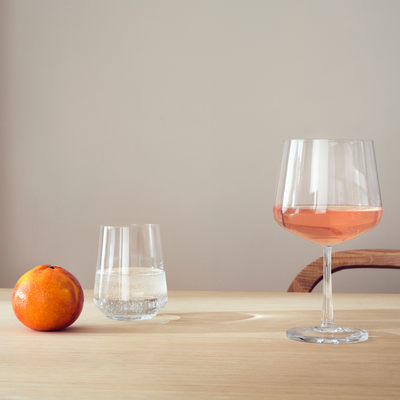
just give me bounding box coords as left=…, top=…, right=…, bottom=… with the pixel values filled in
left=58, top=307, right=400, bottom=340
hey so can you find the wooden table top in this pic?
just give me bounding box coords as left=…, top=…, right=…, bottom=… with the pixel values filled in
left=1, top=289, right=400, bottom=399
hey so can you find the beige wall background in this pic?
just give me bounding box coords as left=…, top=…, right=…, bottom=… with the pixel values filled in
left=1, top=0, right=399, bottom=293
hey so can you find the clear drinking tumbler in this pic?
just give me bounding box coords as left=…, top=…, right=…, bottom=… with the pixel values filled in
left=94, top=224, right=168, bottom=321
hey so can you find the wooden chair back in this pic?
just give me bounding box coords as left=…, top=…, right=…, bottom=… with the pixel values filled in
left=287, top=249, right=400, bottom=293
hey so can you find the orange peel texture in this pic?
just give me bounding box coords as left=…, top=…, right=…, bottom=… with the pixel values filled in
left=12, top=265, right=84, bottom=331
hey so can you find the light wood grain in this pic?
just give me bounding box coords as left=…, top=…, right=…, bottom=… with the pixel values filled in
left=288, top=249, right=400, bottom=292
left=1, top=289, right=400, bottom=399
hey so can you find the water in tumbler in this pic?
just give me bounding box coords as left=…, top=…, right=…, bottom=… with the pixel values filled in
left=94, top=267, right=167, bottom=320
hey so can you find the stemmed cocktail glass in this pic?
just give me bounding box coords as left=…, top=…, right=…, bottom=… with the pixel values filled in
left=273, top=139, right=382, bottom=343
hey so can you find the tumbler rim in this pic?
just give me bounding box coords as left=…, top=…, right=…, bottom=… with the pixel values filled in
left=100, top=223, right=159, bottom=228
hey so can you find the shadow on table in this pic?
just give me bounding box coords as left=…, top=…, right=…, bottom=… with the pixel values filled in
left=65, top=310, right=287, bottom=335
left=64, top=309, right=400, bottom=337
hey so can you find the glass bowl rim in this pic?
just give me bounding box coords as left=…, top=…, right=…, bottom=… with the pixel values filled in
left=282, top=138, right=374, bottom=143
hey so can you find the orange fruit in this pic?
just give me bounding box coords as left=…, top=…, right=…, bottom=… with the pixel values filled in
left=12, top=265, right=84, bottom=331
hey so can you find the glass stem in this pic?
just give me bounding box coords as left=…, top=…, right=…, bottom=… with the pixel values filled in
left=321, top=245, right=334, bottom=327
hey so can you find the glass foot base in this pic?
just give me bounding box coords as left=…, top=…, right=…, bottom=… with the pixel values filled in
left=286, top=325, right=368, bottom=344
left=107, top=314, right=156, bottom=321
